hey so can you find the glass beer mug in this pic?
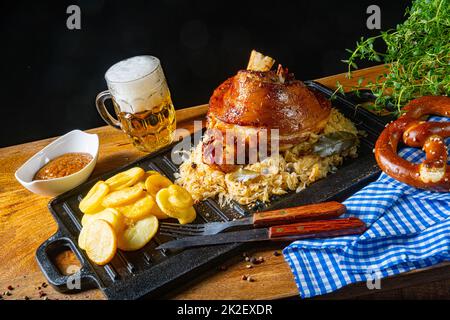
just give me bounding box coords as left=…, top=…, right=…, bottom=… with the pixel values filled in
left=96, top=56, right=176, bottom=152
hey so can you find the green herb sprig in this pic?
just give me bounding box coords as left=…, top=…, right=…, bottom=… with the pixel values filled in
left=340, top=0, right=450, bottom=115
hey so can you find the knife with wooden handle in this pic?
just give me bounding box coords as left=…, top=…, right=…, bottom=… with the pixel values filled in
left=159, top=201, right=347, bottom=237
left=252, top=201, right=346, bottom=226
left=156, top=217, right=366, bottom=250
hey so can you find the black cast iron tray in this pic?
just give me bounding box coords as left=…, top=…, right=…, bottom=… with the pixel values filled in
left=36, top=81, right=385, bottom=300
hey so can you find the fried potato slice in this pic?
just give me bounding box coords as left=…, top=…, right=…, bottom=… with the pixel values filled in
left=117, top=215, right=158, bottom=251
left=167, top=185, right=193, bottom=209
left=81, top=208, right=124, bottom=233
left=135, top=181, right=146, bottom=190
left=150, top=198, right=170, bottom=220
left=146, top=170, right=160, bottom=177
left=84, top=219, right=117, bottom=265
left=116, top=193, right=155, bottom=221
left=105, top=167, right=145, bottom=191
left=155, top=188, right=177, bottom=218
left=177, top=206, right=197, bottom=225
left=81, top=212, right=95, bottom=227
left=78, top=226, right=88, bottom=250
left=145, top=174, right=172, bottom=198
left=79, top=181, right=110, bottom=214
left=156, top=187, right=196, bottom=223
left=101, top=183, right=144, bottom=208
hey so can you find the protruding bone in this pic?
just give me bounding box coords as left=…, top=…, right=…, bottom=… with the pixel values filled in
left=247, top=50, right=275, bottom=72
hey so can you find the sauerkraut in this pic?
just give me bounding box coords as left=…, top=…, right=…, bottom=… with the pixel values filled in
left=175, top=109, right=358, bottom=206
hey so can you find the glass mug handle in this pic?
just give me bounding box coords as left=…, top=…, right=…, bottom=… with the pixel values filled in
left=95, top=90, right=121, bottom=130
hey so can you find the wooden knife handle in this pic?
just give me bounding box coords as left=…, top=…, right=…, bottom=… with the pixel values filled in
left=252, top=201, right=346, bottom=226
left=268, top=217, right=366, bottom=239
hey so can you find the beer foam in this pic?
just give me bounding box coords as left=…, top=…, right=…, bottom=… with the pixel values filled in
left=106, top=56, right=159, bottom=83
left=105, top=56, right=169, bottom=113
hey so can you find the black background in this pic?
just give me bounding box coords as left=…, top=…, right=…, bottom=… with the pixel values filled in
left=1, top=0, right=410, bottom=147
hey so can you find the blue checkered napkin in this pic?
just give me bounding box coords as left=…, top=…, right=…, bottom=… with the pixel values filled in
left=283, top=116, right=450, bottom=298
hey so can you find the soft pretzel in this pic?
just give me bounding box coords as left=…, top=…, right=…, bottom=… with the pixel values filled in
left=374, top=96, right=450, bottom=192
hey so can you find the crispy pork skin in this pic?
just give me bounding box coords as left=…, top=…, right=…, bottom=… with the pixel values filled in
left=208, top=70, right=331, bottom=137
left=203, top=69, right=332, bottom=172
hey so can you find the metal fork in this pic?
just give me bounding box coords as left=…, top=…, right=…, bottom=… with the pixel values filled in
left=158, top=201, right=346, bottom=238
left=159, top=219, right=251, bottom=238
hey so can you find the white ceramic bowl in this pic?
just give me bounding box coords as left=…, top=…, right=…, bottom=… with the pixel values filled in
left=15, top=130, right=99, bottom=197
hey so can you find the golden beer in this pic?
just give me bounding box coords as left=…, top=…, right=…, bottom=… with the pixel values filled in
left=96, top=56, right=176, bottom=153
left=114, top=97, right=176, bottom=152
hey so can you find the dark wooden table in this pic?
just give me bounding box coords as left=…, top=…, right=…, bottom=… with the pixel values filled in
left=1, top=64, right=449, bottom=300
